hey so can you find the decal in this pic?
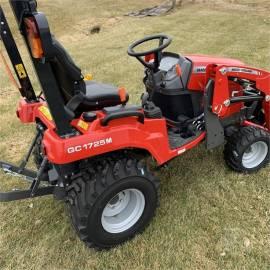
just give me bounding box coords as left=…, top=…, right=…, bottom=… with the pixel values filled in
left=220, top=67, right=261, bottom=76
left=39, top=106, right=53, bottom=121
left=67, top=138, right=113, bottom=154
left=193, top=66, right=206, bottom=74
left=15, top=64, right=27, bottom=79
left=77, top=120, right=89, bottom=131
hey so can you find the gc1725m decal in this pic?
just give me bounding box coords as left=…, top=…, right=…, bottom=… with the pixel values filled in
left=67, top=138, right=113, bottom=154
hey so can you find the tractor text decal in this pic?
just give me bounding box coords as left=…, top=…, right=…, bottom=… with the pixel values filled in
left=220, top=67, right=262, bottom=75
left=193, top=66, right=206, bottom=74
left=67, top=138, right=113, bottom=154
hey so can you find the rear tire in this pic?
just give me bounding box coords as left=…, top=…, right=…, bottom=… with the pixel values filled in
left=66, top=154, right=160, bottom=249
left=224, top=126, right=270, bottom=173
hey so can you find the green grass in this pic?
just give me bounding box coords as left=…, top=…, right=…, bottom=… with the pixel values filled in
left=0, top=0, right=269, bottom=269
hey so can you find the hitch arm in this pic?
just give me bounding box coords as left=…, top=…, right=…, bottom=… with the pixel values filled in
left=0, top=185, right=54, bottom=202
left=0, top=160, right=54, bottom=202
left=0, top=130, right=57, bottom=202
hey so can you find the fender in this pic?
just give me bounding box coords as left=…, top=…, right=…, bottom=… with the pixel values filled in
left=39, top=109, right=206, bottom=165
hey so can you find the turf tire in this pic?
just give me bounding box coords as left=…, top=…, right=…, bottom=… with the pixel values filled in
left=224, top=126, right=270, bottom=173
left=66, top=155, right=160, bottom=249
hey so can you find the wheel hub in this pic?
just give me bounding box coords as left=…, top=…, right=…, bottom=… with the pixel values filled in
left=242, top=141, right=268, bottom=169
left=101, top=189, right=145, bottom=234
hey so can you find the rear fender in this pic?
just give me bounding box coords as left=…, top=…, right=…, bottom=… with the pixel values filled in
left=42, top=115, right=206, bottom=166
left=42, top=117, right=172, bottom=165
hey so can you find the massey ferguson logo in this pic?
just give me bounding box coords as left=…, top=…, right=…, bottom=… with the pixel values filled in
left=220, top=67, right=262, bottom=75
left=193, top=66, right=206, bottom=74
left=67, top=138, right=113, bottom=154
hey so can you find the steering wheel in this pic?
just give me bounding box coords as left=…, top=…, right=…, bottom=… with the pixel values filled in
left=128, top=34, right=172, bottom=71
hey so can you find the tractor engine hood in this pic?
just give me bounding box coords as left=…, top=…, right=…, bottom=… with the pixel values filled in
left=186, top=54, right=245, bottom=67
left=185, top=54, right=245, bottom=91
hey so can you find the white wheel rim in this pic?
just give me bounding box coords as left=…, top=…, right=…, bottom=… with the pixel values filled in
left=101, top=189, right=145, bottom=234
left=242, top=141, right=268, bottom=169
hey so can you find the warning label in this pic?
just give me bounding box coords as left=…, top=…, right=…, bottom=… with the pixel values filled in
left=15, top=64, right=27, bottom=79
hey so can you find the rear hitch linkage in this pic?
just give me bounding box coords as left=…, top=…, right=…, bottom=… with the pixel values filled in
left=0, top=128, right=56, bottom=202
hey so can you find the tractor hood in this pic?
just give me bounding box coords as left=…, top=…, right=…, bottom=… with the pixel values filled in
left=186, top=54, right=245, bottom=67
left=185, top=54, right=245, bottom=91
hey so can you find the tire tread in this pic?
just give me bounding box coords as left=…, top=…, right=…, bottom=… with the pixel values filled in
left=66, top=153, right=159, bottom=249
left=224, top=126, right=270, bottom=173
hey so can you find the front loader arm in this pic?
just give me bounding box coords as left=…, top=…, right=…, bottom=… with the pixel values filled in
left=206, top=64, right=270, bottom=130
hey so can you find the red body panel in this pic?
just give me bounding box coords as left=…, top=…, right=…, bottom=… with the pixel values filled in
left=186, top=54, right=245, bottom=91
left=16, top=99, right=43, bottom=123
left=15, top=56, right=270, bottom=166
left=16, top=99, right=205, bottom=165
left=43, top=115, right=206, bottom=165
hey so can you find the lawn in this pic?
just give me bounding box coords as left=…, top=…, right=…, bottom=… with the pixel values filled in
left=0, top=0, right=269, bottom=269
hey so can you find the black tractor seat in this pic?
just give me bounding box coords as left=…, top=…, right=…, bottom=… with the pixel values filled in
left=84, top=81, right=129, bottom=108
left=41, top=37, right=129, bottom=114
left=65, top=80, right=129, bottom=114
left=75, top=81, right=129, bottom=112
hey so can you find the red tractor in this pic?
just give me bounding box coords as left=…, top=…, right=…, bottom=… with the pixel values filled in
left=0, top=0, right=269, bottom=249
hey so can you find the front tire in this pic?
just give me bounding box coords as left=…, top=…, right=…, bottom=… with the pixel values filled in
left=66, top=155, right=160, bottom=249
left=224, top=126, right=270, bottom=173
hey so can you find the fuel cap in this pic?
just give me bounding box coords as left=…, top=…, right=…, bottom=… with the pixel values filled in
left=82, top=112, right=97, bottom=122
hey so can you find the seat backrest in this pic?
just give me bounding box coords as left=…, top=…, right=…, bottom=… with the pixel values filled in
left=23, top=10, right=85, bottom=104
left=49, top=37, right=85, bottom=103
